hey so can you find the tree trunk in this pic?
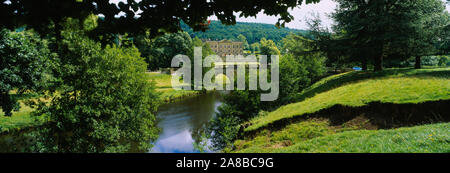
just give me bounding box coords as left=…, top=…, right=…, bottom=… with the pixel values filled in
left=374, top=54, right=383, bottom=71
left=362, top=58, right=368, bottom=71
left=415, top=56, right=421, bottom=69
left=0, top=92, right=14, bottom=117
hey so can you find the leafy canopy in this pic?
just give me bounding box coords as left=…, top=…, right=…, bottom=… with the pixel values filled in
left=34, top=19, right=160, bottom=152
left=0, top=0, right=321, bottom=38
left=0, top=29, right=51, bottom=116
left=330, top=0, right=449, bottom=71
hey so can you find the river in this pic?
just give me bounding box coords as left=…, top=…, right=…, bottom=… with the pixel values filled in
left=150, top=92, right=223, bottom=153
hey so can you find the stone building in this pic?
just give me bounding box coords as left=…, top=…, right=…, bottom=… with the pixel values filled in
left=205, top=40, right=243, bottom=57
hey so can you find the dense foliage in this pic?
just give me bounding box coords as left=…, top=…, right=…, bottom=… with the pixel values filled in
left=0, top=0, right=320, bottom=40
left=282, top=34, right=326, bottom=83
left=259, top=38, right=281, bottom=56
left=208, top=34, right=326, bottom=150
left=0, top=29, right=52, bottom=116
left=33, top=20, right=160, bottom=153
left=317, top=0, right=450, bottom=71
left=135, top=31, right=216, bottom=74
left=144, top=32, right=193, bottom=70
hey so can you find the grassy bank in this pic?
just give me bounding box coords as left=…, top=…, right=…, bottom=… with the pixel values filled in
left=232, top=67, right=450, bottom=153
left=234, top=121, right=450, bottom=153
left=246, top=68, right=450, bottom=132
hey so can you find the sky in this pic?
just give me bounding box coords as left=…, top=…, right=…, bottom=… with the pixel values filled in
left=110, top=0, right=450, bottom=30
left=210, top=0, right=338, bottom=30
left=215, top=0, right=450, bottom=30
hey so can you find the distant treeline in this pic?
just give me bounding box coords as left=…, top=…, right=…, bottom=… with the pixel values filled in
left=181, top=20, right=310, bottom=44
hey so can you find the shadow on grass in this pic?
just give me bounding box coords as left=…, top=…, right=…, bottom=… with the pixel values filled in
left=293, top=68, right=450, bottom=103
left=243, top=99, right=450, bottom=137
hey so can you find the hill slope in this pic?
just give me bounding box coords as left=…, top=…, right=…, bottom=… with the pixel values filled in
left=246, top=68, right=450, bottom=132
left=181, top=20, right=309, bottom=44
left=231, top=68, right=450, bottom=153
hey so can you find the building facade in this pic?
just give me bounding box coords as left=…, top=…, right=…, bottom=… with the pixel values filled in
left=205, top=40, right=243, bottom=57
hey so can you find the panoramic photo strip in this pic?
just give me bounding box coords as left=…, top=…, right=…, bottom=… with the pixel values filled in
left=0, top=0, right=449, bottom=171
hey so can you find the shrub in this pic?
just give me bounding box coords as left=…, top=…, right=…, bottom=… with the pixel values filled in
left=34, top=28, right=160, bottom=152
left=207, top=104, right=242, bottom=150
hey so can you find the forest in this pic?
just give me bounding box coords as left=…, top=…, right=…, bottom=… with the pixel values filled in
left=181, top=20, right=310, bottom=44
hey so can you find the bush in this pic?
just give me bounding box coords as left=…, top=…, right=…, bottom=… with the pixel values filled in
left=35, top=28, right=160, bottom=152
left=207, top=104, right=242, bottom=150
left=278, top=54, right=309, bottom=105
left=222, top=90, right=262, bottom=120
left=438, top=56, right=450, bottom=67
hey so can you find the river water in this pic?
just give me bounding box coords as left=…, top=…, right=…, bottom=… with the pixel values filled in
left=0, top=92, right=223, bottom=153
left=150, top=92, right=223, bottom=153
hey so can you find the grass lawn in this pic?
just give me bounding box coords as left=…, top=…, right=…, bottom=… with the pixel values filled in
left=146, top=72, right=201, bottom=102
left=246, top=68, right=450, bottom=132
left=234, top=121, right=450, bottom=153
left=0, top=102, right=46, bottom=134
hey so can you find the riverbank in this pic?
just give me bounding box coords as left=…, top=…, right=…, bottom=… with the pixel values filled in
left=231, top=67, right=450, bottom=153
left=0, top=72, right=203, bottom=134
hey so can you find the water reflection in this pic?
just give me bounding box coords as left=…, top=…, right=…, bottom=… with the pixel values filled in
left=0, top=129, right=37, bottom=153
left=150, top=92, right=222, bottom=153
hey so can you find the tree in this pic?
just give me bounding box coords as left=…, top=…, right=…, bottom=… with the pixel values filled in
left=281, top=33, right=326, bottom=89
left=278, top=54, right=309, bottom=104
left=34, top=26, right=160, bottom=152
left=192, top=36, right=215, bottom=58
left=133, top=31, right=153, bottom=66
left=0, top=0, right=322, bottom=40
left=439, top=23, right=450, bottom=54
left=250, top=43, right=260, bottom=53
left=192, top=36, right=215, bottom=90
left=207, top=104, right=241, bottom=150
left=147, top=32, right=193, bottom=70
left=0, top=29, right=52, bottom=116
left=399, top=0, right=448, bottom=69
left=332, top=0, right=448, bottom=71
left=306, top=15, right=368, bottom=71
left=237, top=34, right=249, bottom=50
left=259, top=38, right=281, bottom=56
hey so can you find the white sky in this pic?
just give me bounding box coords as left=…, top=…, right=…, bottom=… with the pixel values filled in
left=210, top=0, right=338, bottom=30
left=110, top=0, right=450, bottom=30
